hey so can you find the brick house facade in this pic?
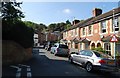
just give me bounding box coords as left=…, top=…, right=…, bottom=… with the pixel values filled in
left=63, top=7, right=120, bottom=56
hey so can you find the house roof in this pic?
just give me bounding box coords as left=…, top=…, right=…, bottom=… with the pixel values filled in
left=63, top=7, right=120, bottom=32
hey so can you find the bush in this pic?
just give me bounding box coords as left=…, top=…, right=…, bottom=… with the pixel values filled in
left=91, top=47, right=106, bottom=53
left=2, top=21, right=34, bottom=48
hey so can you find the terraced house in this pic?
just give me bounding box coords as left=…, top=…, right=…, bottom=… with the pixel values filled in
left=62, top=7, right=120, bottom=56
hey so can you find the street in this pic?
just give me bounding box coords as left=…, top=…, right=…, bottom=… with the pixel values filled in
left=2, top=48, right=120, bottom=78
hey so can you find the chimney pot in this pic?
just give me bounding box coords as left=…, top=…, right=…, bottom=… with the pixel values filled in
left=92, top=8, right=102, bottom=17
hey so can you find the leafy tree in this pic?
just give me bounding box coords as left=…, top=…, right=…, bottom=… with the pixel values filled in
left=2, top=2, right=24, bottom=24
left=48, top=23, right=56, bottom=32
left=2, top=2, right=34, bottom=48
left=24, top=21, right=36, bottom=29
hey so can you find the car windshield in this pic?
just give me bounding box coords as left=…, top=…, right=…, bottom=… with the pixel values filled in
left=59, top=44, right=68, bottom=49
left=93, top=51, right=112, bottom=59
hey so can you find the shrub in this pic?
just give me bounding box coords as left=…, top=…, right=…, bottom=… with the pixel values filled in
left=91, top=47, right=106, bottom=53
left=2, top=21, right=34, bottom=48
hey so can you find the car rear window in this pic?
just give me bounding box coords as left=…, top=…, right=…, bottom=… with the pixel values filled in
left=94, top=51, right=112, bottom=58
left=59, top=44, right=68, bottom=49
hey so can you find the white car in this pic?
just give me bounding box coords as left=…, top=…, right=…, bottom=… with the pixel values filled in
left=68, top=50, right=119, bottom=72
left=50, top=43, right=69, bottom=56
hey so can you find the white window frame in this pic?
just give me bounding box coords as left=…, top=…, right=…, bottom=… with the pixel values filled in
left=104, top=42, right=111, bottom=55
left=71, top=30, right=73, bottom=37
left=88, top=25, right=93, bottom=36
left=101, top=21, right=106, bottom=34
left=82, top=27, right=85, bottom=36
left=112, top=17, right=119, bottom=33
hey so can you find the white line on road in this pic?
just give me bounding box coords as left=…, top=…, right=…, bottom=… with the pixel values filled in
left=10, top=65, right=21, bottom=78
left=27, top=72, right=32, bottom=78
left=19, top=64, right=30, bottom=67
left=27, top=67, right=31, bottom=72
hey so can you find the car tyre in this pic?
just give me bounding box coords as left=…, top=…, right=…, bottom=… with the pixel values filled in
left=85, top=62, right=93, bottom=72
left=69, top=56, right=73, bottom=64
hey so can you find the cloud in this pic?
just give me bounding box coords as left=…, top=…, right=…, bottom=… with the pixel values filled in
left=63, top=9, right=71, bottom=14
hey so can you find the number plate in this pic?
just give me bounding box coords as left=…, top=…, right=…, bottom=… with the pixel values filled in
left=107, top=61, right=114, bottom=65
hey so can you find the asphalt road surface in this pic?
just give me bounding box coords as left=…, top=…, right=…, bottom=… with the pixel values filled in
left=2, top=47, right=120, bottom=78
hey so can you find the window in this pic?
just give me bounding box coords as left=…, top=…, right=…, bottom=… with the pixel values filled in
left=85, top=50, right=93, bottom=57
left=101, top=21, right=106, bottom=33
left=80, top=43, right=82, bottom=50
left=79, top=50, right=93, bottom=57
left=59, top=44, right=68, bottom=49
left=75, top=29, right=77, bottom=35
left=88, top=26, right=92, bottom=35
left=112, top=17, right=119, bottom=32
left=82, top=28, right=85, bottom=35
left=104, top=43, right=111, bottom=55
left=75, top=43, right=78, bottom=49
left=71, top=30, right=73, bottom=36
left=79, top=50, right=86, bottom=55
left=116, top=43, right=120, bottom=55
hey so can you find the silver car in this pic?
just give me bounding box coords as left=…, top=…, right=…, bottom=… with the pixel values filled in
left=50, top=43, right=69, bottom=56
left=68, top=50, right=119, bottom=72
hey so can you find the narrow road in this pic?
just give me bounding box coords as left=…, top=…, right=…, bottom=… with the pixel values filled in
left=2, top=48, right=120, bottom=78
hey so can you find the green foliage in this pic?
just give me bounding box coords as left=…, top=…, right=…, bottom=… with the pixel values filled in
left=2, top=2, right=34, bottom=48
left=91, top=47, right=106, bottom=53
left=48, top=21, right=71, bottom=32
left=24, top=21, right=36, bottom=29
left=116, top=52, right=120, bottom=56
left=3, top=20, right=34, bottom=48
left=2, top=2, right=24, bottom=25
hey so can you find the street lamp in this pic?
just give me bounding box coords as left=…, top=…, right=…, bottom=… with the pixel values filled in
left=112, top=9, right=118, bottom=68
left=113, top=9, right=116, bottom=60
left=45, top=32, right=48, bottom=42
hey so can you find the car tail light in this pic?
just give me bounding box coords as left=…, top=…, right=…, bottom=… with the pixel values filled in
left=99, top=60, right=106, bottom=64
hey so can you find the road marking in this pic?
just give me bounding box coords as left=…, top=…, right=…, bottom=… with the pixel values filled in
left=19, top=64, right=32, bottom=78
left=27, top=67, right=31, bottom=72
left=39, top=53, right=45, bottom=55
left=10, top=65, right=21, bottom=78
left=11, top=64, right=32, bottom=78
left=27, top=72, right=32, bottom=78
left=19, top=64, right=30, bottom=67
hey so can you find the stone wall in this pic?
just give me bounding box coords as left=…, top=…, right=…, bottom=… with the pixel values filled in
left=2, top=40, right=32, bottom=65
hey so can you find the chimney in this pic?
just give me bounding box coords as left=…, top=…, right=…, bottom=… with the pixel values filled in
left=72, top=20, right=80, bottom=25
left=92, top=8, right=102, bottom=17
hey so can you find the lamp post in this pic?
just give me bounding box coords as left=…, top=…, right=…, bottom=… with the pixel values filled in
left=45, top=32, right=48, bottom=42
left=113, top=9, right=116, bottom=60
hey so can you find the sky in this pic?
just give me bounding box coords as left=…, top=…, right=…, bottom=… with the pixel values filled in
left=21, top=2, right=120, bottom=26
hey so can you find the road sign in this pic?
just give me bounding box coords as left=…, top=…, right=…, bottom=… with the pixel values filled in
left=110, top=34, right=118, bottom=42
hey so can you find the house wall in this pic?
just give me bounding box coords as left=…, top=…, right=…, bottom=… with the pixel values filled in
left=63, top=14, right=120, bottom=56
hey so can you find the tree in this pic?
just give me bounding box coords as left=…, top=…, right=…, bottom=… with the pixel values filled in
left=2, top=2, right=24, bottom=25
left=48, top=23, right=56, bottom=32
left=2, top=2, right=25, bottom=34
left=2, top=2, right=34, bottom=48
left=24, top=21, right=36, bottom=29
left=65, top=20, right=72, bottom=29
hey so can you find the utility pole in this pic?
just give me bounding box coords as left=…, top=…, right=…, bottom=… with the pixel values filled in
left=113, top=9, right=116, bottom=60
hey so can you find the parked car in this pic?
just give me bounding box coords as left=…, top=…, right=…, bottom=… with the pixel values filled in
left=68, top=50, right=119, bottom=72
left=50, top=43, right=69, bottom=56
left=45, top=42, right=54, bottom=51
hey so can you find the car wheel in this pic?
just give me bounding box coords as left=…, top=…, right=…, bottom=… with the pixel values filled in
left=69, top=56, right=73, bottom=63
left=85, top=62, right=93, bottom=72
